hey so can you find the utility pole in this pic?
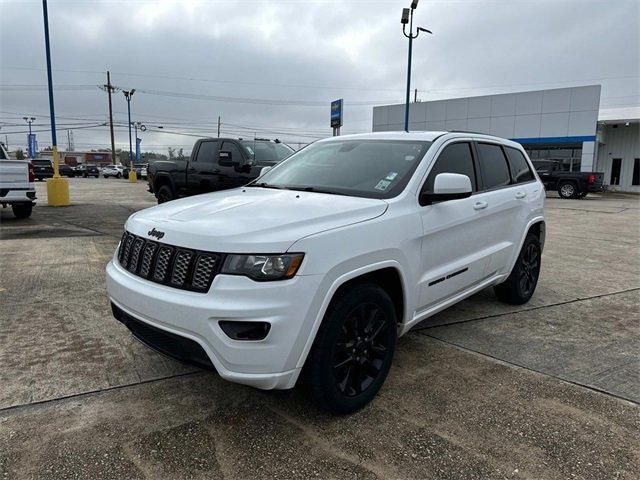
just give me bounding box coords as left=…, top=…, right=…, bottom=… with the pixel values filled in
left=123, top=89, right=135, bottom=166
left=99, top=71, right=118, bottom=164
left=217, top=116, right=221, bottom=138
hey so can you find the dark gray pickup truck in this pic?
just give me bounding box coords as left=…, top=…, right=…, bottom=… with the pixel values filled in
left=147, top=138, right=294, bottom=203
left=532, top=160, right=605, bottom=199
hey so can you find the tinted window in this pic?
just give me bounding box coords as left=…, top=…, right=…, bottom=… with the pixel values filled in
left=423, top=142, right=476, bottom=192
left=257, top=140, right=431, bottom=199
left=220, top=142, right=243, bottom=165
left=241, top=141, right=294, bottom=164
left=477, top=143, right=511, bottom=189
left=505, top=147, right=535, bottom=183
left=0, top=147, right=6, bottom=160
left=195, top=141, right=217, bottom=163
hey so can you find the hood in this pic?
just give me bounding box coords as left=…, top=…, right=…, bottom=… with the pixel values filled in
left=126, top=187, right=388, bottom=253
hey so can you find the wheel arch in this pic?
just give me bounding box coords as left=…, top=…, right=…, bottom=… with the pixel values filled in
left=153, top=173, right=176, bottom=195
left=504, top=217, right=546, bottom=277
left=294, top=261, right=408, bottom=372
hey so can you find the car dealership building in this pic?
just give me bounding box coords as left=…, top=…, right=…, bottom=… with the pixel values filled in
left=372, top=85, right=640, bottom=192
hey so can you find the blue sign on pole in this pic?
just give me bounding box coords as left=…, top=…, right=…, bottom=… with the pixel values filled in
left=330, top=99, right=343, bottom=128
left=27, top=134, right=37, bottom=158
left=135, top=137, right=142, bottom=162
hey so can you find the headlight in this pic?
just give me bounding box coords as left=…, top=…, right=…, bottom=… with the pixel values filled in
left=221, top=253, right=304, bottom=281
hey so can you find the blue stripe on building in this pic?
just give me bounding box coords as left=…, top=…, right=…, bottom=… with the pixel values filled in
left=511, top=135, right=597, bottom=144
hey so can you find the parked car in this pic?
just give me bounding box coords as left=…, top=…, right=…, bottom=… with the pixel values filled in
left=139, top=165, right=147, bottom=179
left=76, top=164, right=100, bottom=178
left=147, top=138, right=294, bottom=203
left=103, top=164, right=125, bottom=178
left=31, top=159, right=54, bottom=181
left=57, top=164, right=76, bottom=177
left=107, top=131, right=545, bottom=413
left=532, top=160, right=604, bottom=198
left=0, top=143, right=36, bottom=218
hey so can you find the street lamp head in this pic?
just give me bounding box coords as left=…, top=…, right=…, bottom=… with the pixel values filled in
left=401, top=8, right=410, bottom=24
left=30, top=117, right=36, bottom=121
left=23, top=117, right=28, bottom=121
left=130, top=88, right=136, bottom=96
left=417, top=27, right=432, bottom=34
left=411, top=0, right=419, bottom=9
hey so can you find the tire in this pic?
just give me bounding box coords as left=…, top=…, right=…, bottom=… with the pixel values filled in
left=103, top=174, right=108, bottom=178
left=494, top=234, right=541, bottom=305
left=156, top=185, right=175, bottom=204
left=305, top=283, right=397, bottom=414
left=12, top=203, right=33, bottom=219
left=116, top=172, right=122, bottom=179
left=578, top=191, right=588, bottom=198
left=558, top=181, right=577, bottom=199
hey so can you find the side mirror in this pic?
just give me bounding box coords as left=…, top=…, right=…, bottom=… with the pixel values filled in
left=420, top=173, right=472, bottom=205
left=260, top=166, right=272, bottom=176
left=219, top=150, right=240, bottom=167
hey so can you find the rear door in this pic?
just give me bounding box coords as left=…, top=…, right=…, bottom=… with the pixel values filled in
left=473, top=142, right=524, bottom=276
left=418, top=141, right=490, bottom=310
left=187, top=140, right=219, bottom=194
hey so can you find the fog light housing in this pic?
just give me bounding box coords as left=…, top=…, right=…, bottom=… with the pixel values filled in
left=219, top=321, right=271, bottom=341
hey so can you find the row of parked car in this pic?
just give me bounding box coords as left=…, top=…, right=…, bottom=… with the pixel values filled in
left=30, top=159, right=147, bottom=181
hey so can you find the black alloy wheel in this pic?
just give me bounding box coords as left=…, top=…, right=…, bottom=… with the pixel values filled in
left=306, top=283, right=397, bottom=413
left=518, top=241, right=540, bottom=298
left=333, top=303, right=390, bottom=397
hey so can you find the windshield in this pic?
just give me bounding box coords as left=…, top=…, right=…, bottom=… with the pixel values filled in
left=253, top=139, right=432, bottom=199
left=240, top=141, right=294, bottom=163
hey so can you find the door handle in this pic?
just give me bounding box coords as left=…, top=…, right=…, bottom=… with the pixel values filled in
left=473, top=201, right=488, bottom=210
left=515, top=191, right=527, bottom=199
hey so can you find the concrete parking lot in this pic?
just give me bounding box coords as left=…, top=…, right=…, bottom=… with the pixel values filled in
left=1, top=178, right=638, bottom=479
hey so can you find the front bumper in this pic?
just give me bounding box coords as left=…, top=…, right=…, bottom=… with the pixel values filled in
left=106, top=258, right=323, bottom=389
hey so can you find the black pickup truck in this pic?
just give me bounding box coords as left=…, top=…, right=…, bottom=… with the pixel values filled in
left=532, top=160, right=605, bottom=199
left=148, top=138, right=294, bottom=203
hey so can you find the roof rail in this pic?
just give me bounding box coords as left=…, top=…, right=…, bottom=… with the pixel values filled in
left=447, top=130, right=495, bottom=135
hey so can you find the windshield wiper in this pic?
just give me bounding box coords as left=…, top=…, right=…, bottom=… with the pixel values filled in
left=247, top=182, right=286, bottom=190
left=284, top=186, right=347, bottom=196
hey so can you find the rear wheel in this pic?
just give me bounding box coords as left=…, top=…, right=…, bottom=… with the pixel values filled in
left=306, top=283, right=397, bottom=414
left=156, top=184, right=174, bottom=204
left=103, top=174, right=108, bottom=178
left=494, top=234, right=541, bottom=305
left=578, top=191, right=588, bottom=198
left=558, top=181, right=577, bottom=199
left=116, top=172, right=122, bottom=178
left=12, top=203, right=33, bottom=219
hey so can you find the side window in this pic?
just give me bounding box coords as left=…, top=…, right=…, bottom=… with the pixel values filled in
left=505, top=147, right=535, bottom=183
left=195, top=141, right=217, bottom=163
left=220, top=142, right=243, bottom=165
left=476, top=143, right=511, bottom=189
left=423, top=142, right=477, bottom=192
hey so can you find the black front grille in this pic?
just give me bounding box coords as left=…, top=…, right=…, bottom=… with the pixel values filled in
left=117, top=231, right=223, bottom=292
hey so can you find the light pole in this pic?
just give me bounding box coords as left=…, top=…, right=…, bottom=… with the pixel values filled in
left=41, top=0, right=69, bottom=205
left=123, top=89, right=135, bottom=166
left=401, top=0, right=431, bottom=132
left=23, top=116, right=36, bottom=158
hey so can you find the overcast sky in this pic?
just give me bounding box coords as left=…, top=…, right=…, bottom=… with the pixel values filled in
left=1, top=0, right=638, bottom=154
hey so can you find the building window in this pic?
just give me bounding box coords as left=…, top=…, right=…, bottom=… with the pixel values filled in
left=633, top=158, right=640, bottom=186
left=610, top=158, right=622, bottom=186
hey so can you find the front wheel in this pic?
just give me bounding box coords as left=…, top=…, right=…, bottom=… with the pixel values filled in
left=305, top=283, right=397, bottom=414
left=156, top=185, right=174, bottom=204
left=494, top=234, right=541, bottom=305
left=12, top=203, right=33, bottom=219
left=116, top=172, right=122, bottom=178
left=103, top=174, right=108, bottom=178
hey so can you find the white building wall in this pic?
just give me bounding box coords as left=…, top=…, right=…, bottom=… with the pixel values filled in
left=596, top=123, right=640, bottom=192
left=373, top=85, right=601, bottom=173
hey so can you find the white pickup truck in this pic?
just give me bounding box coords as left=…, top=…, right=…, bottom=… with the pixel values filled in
left=0, top=144, right=36, bottom=218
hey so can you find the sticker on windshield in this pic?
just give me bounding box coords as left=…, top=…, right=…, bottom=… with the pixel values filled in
left=375, top=179, right=391, bottom=191
left=385, top=171, right=398, bottom=181
left=405, top=155, right=415, bottom=161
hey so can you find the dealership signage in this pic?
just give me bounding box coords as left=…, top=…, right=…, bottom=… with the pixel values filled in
left=27, top=134, right=37, bottom=158
left=331, top=99, right=343, bottom=135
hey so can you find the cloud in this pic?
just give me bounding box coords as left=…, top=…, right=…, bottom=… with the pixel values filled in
left=1, top=0, right=638, bottom=153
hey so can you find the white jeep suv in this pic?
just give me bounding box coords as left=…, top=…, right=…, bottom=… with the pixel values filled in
left=106, top=131, right=545, bottom=413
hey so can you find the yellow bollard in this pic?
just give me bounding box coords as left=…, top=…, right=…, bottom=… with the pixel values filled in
left=128, top=169, right=137, bottom=183
left=46, top=146, right=70, bottom=206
